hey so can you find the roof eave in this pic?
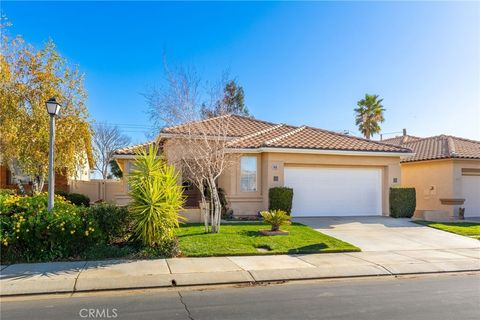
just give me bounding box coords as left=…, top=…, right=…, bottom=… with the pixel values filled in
left=401, top=156, right=480, bottom=163
left=112, top=154, right=138, bottom=159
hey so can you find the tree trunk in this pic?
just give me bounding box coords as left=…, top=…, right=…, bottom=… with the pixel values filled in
left=102, top=164, right=108, bottom=180
left=199, top=194, right=209, bottom=233
left=209, top=186, right=216, bottom=233
left=38, top=175, right=45, bottom=194
left=32, top=176, right=39, bottom=195
left=365, top=129, right=371, bottom=140
left=32, top=175, right=46, bottom=194
left=209, top=177, right=222, bottom=233
left=7, top=162, right=26, bottom=195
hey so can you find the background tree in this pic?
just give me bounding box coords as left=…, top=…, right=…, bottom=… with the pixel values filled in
left=108, top=160, right=123, bottom=179
left=0, top=23, right=93, bottom=193
left=92, top=123, right=131, bottom=179
left=354, top=94, right=386, bottom=140
left=201, top=79, right=249, bottom=118
left=146, top=65, right=238, bottom=233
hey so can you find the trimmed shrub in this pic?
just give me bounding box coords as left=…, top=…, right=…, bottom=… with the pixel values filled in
left=268, top=187, right=293, bottom=214
left=56, top=191, right=90, bottom=207
left=389, top=187, right=416, bottom=218
left=88, top=203, right=129, bottom=243
left=0, top=193, right=102, bottom=262
left=260, top=209, right=291, bottom=231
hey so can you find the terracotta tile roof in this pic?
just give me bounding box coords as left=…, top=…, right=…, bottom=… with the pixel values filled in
left=118, top=115, right=412, bottom=155
left=219, top=116, right=411, bottom=153
left=258, top=126, right=411, bottom=153
left=400, top=135, right=480, bottom=162
left=161, top=114, right=276, bottom=137
left=381, top=135, right=422, bottom=145
left=114, top=141, right=158, bottom=156
left=226, top=124, right=298, bottom=148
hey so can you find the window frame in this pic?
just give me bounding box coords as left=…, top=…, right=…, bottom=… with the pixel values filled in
left=239, top=156, right=258, bottom=193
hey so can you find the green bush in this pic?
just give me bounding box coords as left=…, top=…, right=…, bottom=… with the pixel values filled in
left=268, top=187, right=293, bottom=214
left=0, top=189, right=17, bottom=196
left=134, top=238, right=180, bottom=259
left=389, top=187, right=416, bottom=218
left=260, top=209, right=291, bottom=231
left=88, top=203, right=129, bottom=243
left=129, top=144, right=185, bottom=247
left=0, top=193, right=102, bottom=262
left=56, top=191, right=90, bottom=207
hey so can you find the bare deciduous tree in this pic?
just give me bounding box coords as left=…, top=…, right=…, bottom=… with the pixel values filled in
left=146, top=66, right=237, bottom=233
left=92, top=124, right=131, bottom=179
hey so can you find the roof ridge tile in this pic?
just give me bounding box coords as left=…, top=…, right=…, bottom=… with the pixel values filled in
left=264, top=126, right=307, bottom=146
left=227, top=124, right=285, bottom=146
left=447, top=136, right=457, bottom=156
left=403, top=134, right=480, bottom=146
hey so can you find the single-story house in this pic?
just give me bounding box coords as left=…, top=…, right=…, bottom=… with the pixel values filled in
left=382, top=133, right=480, bottom=219
left=113, top=115, right=413, bottom=220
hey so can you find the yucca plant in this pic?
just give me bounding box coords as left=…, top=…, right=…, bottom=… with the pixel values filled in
left=128, top=145, right=185, bottom=247
left=260, top=209, right=291, bottom=231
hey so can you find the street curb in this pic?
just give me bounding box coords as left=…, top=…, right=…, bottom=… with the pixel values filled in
left=1, top=268, right=479, bottom=297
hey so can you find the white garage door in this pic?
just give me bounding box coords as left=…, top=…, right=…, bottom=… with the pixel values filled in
left=284, top=167, right=382, bottom=217
left=461, top=175, right=480, bottom=217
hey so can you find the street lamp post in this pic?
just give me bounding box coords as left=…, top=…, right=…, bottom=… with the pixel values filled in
left=45, top=97, right=61, bottom=211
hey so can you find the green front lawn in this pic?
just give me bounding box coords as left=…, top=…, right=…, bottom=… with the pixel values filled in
left=176, top=223, right=360, bottom=257
left=415, top=221, right=480, bottom=239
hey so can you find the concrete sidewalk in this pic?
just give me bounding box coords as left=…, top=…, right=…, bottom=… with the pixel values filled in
left=1, top=248, right=479, bottom=296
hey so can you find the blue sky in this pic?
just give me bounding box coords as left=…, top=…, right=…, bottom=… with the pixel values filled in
left=3, top=1, right=479, bottom=142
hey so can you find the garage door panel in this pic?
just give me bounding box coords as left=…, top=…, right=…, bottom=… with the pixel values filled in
left=284, top=167, right=382, bottom=217
left=461, top=176, right=480, bottom=217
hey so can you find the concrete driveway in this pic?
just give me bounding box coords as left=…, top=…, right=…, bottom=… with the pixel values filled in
left=294, top=216, right=480, bottom=252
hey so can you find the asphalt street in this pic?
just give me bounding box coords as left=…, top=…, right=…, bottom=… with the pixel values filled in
left=1, top=273, right=479, bottom=320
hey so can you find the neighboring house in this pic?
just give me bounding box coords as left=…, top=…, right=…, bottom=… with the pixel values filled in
left=382, top=133, right=480, bottom=219
left=380, top=129, right=422, bottom=145
left=113, top=115, right=412, bottom=220
left=0, top=152, right=94, bottom=193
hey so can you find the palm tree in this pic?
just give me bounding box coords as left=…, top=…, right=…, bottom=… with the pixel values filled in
left=354, top=94, right=386, bottom=140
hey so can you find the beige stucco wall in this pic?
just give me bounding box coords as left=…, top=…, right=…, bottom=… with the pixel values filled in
left=114, top=148, right=403, bottom=217
left=401, top=159, right=480, bottom=218
left=220, top=152, right=402, bottom=216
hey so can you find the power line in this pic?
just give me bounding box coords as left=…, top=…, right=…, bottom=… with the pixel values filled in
left=93, top=122, right=156, bottom=128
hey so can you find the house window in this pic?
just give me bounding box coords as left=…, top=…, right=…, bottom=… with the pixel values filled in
left=240, top=156, right=257, bottom=192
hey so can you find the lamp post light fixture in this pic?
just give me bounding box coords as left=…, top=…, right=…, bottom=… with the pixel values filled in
left=45, top=97, right=61, bottom=211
